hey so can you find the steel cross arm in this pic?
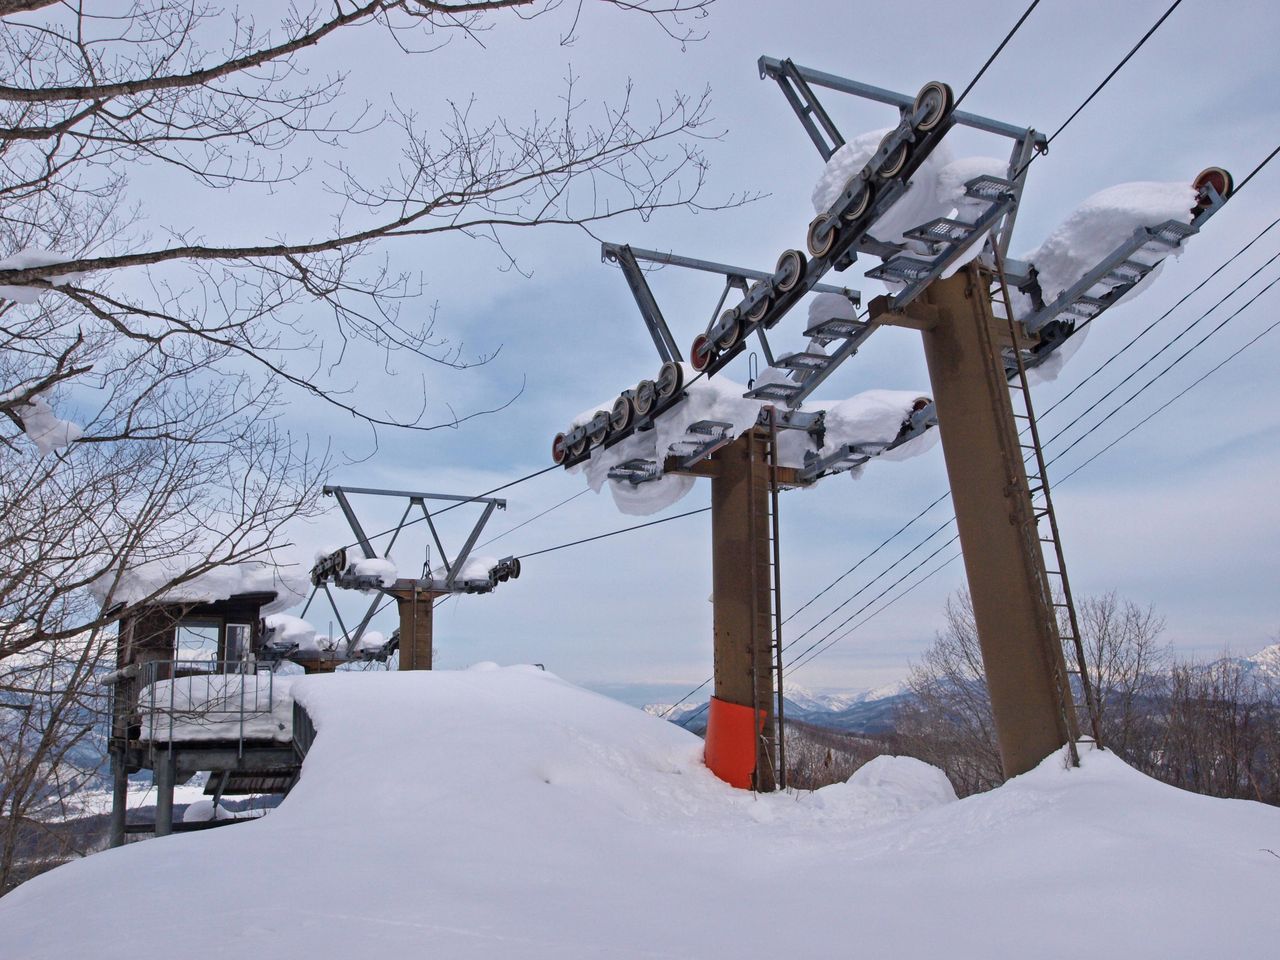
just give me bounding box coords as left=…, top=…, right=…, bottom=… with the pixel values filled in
left=445, top=500, right=499, bottom=592
left=603, top=244, right=682, bottom=363
left=328, top=488, right=376, bottom=559
left=759, top=56, right=1047, bottom=147
left=322, top=485, right=506, bottom=508
left=607, top=243, right=862, bottom=302
left=763, top=56, right=845, bottom=160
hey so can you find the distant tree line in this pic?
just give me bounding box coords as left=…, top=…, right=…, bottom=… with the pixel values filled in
left=891, top=591, right=1280, bottom=804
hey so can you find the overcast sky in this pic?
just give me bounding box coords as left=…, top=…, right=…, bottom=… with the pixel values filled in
left=230, top=0, right=1280, bottom=701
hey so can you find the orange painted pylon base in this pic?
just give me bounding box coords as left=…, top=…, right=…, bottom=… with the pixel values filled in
left=703, top=696, right=766, bottom=789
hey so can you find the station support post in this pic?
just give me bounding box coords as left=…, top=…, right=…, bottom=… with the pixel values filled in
left=393, top=586, right=435, bottom=670
left=708, top=429, right=778, bottom=791
left=153, top=751, right=175, bottom=837
left=913, top=266, right=1077, bottom=777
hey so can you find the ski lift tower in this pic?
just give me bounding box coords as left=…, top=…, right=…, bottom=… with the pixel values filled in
left=550, top=56, right=1233, bottom=788
left=299, top=486, right=522, bottom=670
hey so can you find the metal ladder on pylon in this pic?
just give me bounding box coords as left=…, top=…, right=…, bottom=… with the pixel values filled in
left=989, top=256, right=1105, bottom=758
left=749, top=413, right=788, bottom=791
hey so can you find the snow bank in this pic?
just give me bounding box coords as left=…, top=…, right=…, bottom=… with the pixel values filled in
left=1025, top=180, right=1196, bottom=304
left=800, top=755, right=957, bottom=821
left=569, top=365, right=932, bottom=515
left=137, top=672, right=296, bottom=743
left=7, top=669, right=1279, bottom=960
left=0, top=247, right=85, bottom=303
left=90, top=559, right=308, bottom=614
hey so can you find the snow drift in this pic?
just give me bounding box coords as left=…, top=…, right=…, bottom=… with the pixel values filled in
left=3, top=666, right=1277, bottom=959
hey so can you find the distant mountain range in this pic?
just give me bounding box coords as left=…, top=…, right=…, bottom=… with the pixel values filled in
left=646, top=643, right=1280, bottom=737
left=645, top=681, right=910, bottom=736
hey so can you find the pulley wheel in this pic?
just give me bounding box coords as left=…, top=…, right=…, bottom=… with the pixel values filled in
left=1193, top=166, right=1233, bottom=203
left=588, top=413, right=609, bottom=447
left=633, top=379, right=657, bottom=416
left=774, top=248, right=806, bottom=293
left=842, top=181, right=873, bottom=222
left=656, top=360, right=683, bottom=400
left=715, top=310, right=743, bottom=350
left=877, top=132, right=909, bottom=179
left=806, top=213, right=838, bottom=258
left=610, top=394, right=633, bottom=433
left=912, top=81, right=953, bottom=133
left=690, top=333, right=713, bottom=372
left=745, top=281, right=769, bottom=323
left=551, top=432, right=568, bottom=465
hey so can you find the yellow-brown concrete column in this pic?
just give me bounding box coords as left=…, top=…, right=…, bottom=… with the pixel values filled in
left=394, top=587, right=435, bottom=670
left=917, top=266, right=1077, bottom=777
left=709, top=429, right=777, bottom=790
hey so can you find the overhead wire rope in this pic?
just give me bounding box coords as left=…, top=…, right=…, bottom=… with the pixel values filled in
left=953, top=0, right=1044, bottom=109
left=784, top=252, right=1280, bottom=676
left=1012, top=0, right=1187, bottom=179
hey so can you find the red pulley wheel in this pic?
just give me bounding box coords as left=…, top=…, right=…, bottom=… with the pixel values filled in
left=690, top=333, right=712, bottom=371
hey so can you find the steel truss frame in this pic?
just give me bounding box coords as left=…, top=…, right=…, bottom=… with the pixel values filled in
left=289, top=486, right=515, bottom=659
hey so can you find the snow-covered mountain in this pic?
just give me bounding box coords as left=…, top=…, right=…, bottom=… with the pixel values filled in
left=1241, top=642, right=1280, bottom=680
left=646, top=681, right=911, bottom=735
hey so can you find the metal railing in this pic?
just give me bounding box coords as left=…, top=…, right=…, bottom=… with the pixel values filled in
left=136, top=660, right=288, bottom=760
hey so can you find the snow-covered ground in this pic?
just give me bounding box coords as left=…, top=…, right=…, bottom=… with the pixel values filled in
left=4, top=665, right=1276, bottom=958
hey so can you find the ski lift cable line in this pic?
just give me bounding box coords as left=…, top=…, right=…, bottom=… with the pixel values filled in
left=1045, top=270, right=1280, bottom=467
left=953, top=0, right=1044, bottom=110
left=782, top=283, right=1280, bottom=675
left=786, top=549, right=964, bottom=677
left=474, top=488, right=591, bottom=551
left=782, top=215, right=1280, bottom=638
left=517, top=506, right=711, bottom=561
left=1013, top=0, right=1186, bottom=178
left=782, top=533, right=961, bottom=672
left=1035, top=245, right=1280, bottom=453
left=1057, top=309, right=1280, bottom=486
left=780, top=515, right=958, bottom=655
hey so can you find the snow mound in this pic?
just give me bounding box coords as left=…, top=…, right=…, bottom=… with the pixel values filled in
left=5, top=668, right=1278, bottom=959
left=182, top=800, right=234, bottom=823
left=350, top=555, right=397, bottom=586
left=801, top=755, right=957, bottom=821
left=1025, top=180, right=1196, bottom=304
left=90, top=559, right=308, bottom=615
left=264, top=613, right=318, bottom=652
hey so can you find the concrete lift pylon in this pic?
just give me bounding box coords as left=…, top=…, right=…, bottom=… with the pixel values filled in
left=552, top=56, right=1233, bottom=789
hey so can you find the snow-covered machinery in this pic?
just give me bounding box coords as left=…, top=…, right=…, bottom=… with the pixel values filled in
left=297, top=485, right=521, bottom=672
left=548, top=54, right=1237, bottom=793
